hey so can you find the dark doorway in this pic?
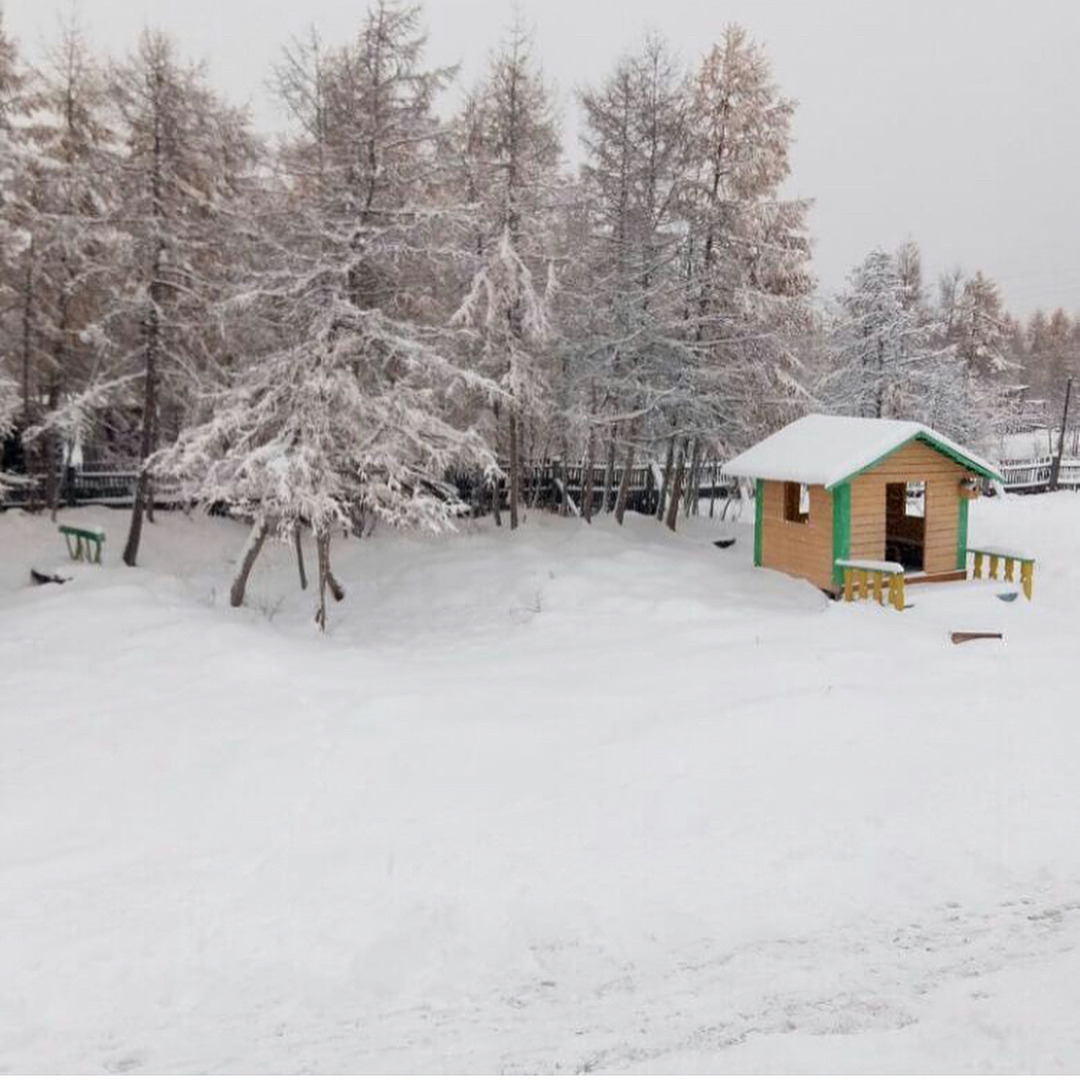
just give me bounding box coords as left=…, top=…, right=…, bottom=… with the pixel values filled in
left=885, top=481, right=925, bottom=571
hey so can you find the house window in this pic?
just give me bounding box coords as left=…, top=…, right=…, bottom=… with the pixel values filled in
left=906, top=481, right=926, bottom=518
left=784, top=481, right=810, bottom=523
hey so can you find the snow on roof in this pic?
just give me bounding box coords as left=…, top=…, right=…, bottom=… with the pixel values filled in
left=723, top=414, right=1002, bottom=489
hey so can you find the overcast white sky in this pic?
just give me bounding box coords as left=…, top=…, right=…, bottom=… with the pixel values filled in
left=8, top=0, right=1080, bottom=316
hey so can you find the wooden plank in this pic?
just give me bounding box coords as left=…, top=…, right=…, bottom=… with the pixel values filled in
left=951, top=631, right=1004, bottom=644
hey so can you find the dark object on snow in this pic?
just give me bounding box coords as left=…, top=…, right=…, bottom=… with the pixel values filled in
left=30, top=568, right=70, bottom=586
left=996, top=591, right=1020, bottom=603
left=713, top=538, right=737, bottom=549
left=950, top=631, right=1004, bottom=645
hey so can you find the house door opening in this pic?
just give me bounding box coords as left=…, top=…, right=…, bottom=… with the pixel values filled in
left=885, top=481, right=925, bottom=571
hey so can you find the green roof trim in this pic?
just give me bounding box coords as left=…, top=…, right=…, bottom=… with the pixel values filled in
left=825, top=432, right=1003, bottom=490
left=754, top=479, right=764, bottom=567
left=831, top=482, right=851, bottom=588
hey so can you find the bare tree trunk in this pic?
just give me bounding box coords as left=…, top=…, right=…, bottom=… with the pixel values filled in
left=656, top=433, right=675, bottom=522
left=123, top=312, right=159, bottom=566
left=709, top=460, right=719, bottom=519
left=123, top=94, right=166, bottom=568
left=230, top=514, right=271, bottom=607
left=553, top=439, right=568, bottom=517
left=20, top=244, right=42, bottom=514
left=508, top=408, right=520, bottom=529
left=601, top=423, right=618, bottom=512
left=327, top=559, right=345, bottom=603
left=315, top=528, right=331, bottom=631
left=293, top=524, right=308, bottom=590
left=45, top=382, right=62, bottom=522
left=666, top=437, right=688, bottom=532
left=581, top=427, right=596, bottom=524
left=614, top=418, right=638, bottom=526
left=683, top=438, right=701, bottom=518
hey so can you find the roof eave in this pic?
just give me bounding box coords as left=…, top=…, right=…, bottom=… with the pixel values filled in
left=824, top=432, right=1003, bottom=490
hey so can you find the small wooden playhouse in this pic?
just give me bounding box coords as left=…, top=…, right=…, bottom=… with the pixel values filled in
left=724, top=415, right=1028, bottom=607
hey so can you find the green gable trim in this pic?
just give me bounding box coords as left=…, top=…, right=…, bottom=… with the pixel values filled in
left=754, top=479, right=764, bottom=566
left=825, top=433, right=1002, bottom=490
left=831, top=482, right=851, bottom=587
left=957, top=496, right=970, bottom=570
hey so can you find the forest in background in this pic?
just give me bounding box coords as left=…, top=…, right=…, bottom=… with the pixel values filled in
left=0, top=1, right=1074, bottom=621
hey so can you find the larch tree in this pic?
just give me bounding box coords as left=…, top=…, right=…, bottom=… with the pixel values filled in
left=18, top=13, right=120, bottom=513
left=108, top=29, right=259, bottom=567
left=451, top=16, right=561, bottom=530
left=154, top=0, right=497, bottom=628
left=820, top=247, right=948, bottom=420
left=576, top=33, right=689, bottom=524
left=673, top=24, right=813, bottom=529
left=949, top=270, right=1014, bottom=382
left=0, top=13, right=35, bottom=455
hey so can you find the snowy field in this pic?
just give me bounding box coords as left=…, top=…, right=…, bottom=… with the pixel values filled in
left=3, top=494, right=1080, bottom=1073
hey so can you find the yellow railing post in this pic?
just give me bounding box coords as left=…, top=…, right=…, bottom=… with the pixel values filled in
left=843, top=568, right=854, bottom=602
left=973, top=552, right=983, bottom=579
left=894, top=574, right=905, bottom=612
left=872, top=571, right=884, bottom=604
left=989, top=554, right=1000, bottom=580
left=1021, top=560, right=1034, bottom=600
left=1005, top=557, right=1015, bottom=582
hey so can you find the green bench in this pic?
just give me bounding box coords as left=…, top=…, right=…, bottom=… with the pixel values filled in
left=59, top=524, right=105, bottom=564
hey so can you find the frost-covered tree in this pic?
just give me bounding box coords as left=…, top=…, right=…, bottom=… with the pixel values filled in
left=821, top=247, right=948, bottom=419
left=665, top=24, right=812, bottom=528
left=575, top=33, right=689, bottom=523
left=107, top=30, right=259, bottom=566
left=948, top=270, right=1013, bottom=381
left=154, top=1, right=496, bottom=628
left=0, top=371, right=18, bottom=493
left=1028, top=308, right=1073, bottom=410
left=0, top=14, right=34, bottom=442
left=451, top=16, right=560, bottom=529
left=15, top=13, right=121, bottom=512
left=152, top=284, right=495, bottom=626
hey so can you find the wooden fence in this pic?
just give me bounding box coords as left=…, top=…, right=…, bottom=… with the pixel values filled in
left=451, top=461, right=737, bottom=517
left=7, top=455, right=1075, bottom=512
left=2, top=460, right=738, bottom=517
left=998, top=457, right=1080, bottom=493
left=0, top=465, right=180, bottom=511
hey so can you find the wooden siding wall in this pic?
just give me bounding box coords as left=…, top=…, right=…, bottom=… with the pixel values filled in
left=760, top=480, right=835, bottom=590
left=849, top=440, right=968, bottom=574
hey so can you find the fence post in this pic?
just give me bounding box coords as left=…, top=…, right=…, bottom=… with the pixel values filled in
left=1050, top=375, right=1073, bottom=492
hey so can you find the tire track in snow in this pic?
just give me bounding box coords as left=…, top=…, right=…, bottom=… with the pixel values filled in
left=488, top=888, right=1080, bottom=1073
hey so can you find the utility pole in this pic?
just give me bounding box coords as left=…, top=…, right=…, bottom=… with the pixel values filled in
left=1049, top=375, right=1073, bottom=492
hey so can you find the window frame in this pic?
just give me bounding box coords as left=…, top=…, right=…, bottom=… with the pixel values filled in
left=905, top=480, right=926, bottom=519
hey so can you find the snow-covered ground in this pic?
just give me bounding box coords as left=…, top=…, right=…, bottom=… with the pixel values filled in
left=3, top=494, right=1080, bottom=1073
